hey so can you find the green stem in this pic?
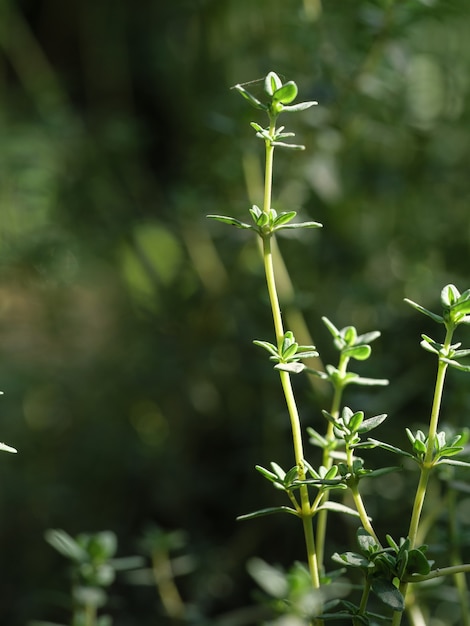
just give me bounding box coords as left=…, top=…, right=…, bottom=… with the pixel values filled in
left=316, top=358, right=348, bottom=571
left=346, top=446, right=380, bottom=545
left=392, top=325, right=454, bottom=626
left=260, top=116, right=320, bottom=593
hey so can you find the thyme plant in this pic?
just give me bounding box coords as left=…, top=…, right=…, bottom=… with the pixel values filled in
left=208, top=71, right=470, bottom=625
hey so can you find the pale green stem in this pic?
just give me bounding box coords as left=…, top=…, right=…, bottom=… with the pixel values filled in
left=316, top=357, right=348, bottom=570
left=392, top=325, right=454, bottom=626
left=346, top=446, right=380, bottom=545
left=260, top=118, right=321, bottom=594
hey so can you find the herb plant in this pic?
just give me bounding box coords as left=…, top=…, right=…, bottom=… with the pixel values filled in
left=208, top=71, right=470, bottom=625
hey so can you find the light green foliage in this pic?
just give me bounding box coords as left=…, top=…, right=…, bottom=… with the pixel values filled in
left=31, top=530, right=143, bottom=626
left=211, top=69, right=470, bottom=626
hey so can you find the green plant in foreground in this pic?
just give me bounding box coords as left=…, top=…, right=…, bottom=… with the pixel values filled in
left=209, top=71, right=470, bottom=625
left=30, top=529, right=143, bottom=626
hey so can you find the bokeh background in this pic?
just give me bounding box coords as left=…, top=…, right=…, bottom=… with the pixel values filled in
left=2, top=0, right=470, bottom=624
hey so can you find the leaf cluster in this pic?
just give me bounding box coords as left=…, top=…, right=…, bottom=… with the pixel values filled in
left=207, top=204, right=322, bottom=239
left=233, top=71, right=317, bottom=121
left=37, top=529, right=144, bottom=626
left=254, top=330, right=319, bottom=374
left=370, top=428, right=470, bottom=469
left=332, top=528, right=432, bottom=614
left=309, top=318, right=389, bottom=389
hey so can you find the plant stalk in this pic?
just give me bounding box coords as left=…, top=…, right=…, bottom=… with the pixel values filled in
left=392, top=326, right=454, bottom=626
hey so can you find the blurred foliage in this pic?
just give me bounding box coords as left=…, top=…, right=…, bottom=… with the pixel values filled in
left=1, top=0, right=470, bottom=624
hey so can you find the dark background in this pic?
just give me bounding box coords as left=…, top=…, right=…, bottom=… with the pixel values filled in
left=1, top=0, right=470, bottom=624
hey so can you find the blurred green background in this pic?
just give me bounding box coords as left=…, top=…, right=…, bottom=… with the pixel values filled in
left=1, top=0, right=470, bottom=624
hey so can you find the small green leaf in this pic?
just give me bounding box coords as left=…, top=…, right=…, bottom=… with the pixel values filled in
left=343, top=345, right=372, bottom=361
left=274, top=362, right=306, bottom=374
left=407, top=548, right=431, bottom=576
left=271, top=140, right=306, bottom=150
left=437, top=458, right=470, bottom=468
left=441, top=284, right=460, bottom=308
left=367, top=439, right=414, bottom=459
left=347, top=376, right=389, bottom=387
left=255, top=465, right=280, bottom=484
left=357, top=527, right=380, bottom=554
left=253, top=339, right=278, bottom=356
left=282, top=101, right=318, bottom=112
left=356, top=331, right=381, bottom=344
left=317, top=501, right=363, bottom=518
left=404, top=298, right=444, bottom=324
left=358, top=414, right=387, bottom=434
left=237, top=506, right=299, bottom=521
left=272, top=211, right=297, bottom=227
left=206, top=214, right=253, bottom=229
left=441, top=358, right=470, bottom=372
left=331, top=551, right=372, bottom=569
left=282, top=341, right=299, bottom=360
left=45, top=529, right=88, bottom=562
left=413, top=439, right=427, bottom=455
left=279, top=220, right=323, bottom=229
left=343, top=326, right=357, bottom=346
left=371, top=578, right=404, bottom=611
left=272, top=81, right=298, bottom=104
left=349, top=411, right=364, bottom=433
left=264, top=71, right=282, bottom=96
left=233, top=84, right=268, bottom=110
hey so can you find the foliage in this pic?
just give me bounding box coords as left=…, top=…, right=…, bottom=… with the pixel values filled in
left=1, top=1, right=470, bottom=625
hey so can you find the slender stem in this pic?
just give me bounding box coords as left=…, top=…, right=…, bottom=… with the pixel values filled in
left=392, top=325, right=454, bottom=626
left=316, top=357, right=348, bottom=570
left=263, top=237, right=284, bottom=342
left=260, top=116, right=321, bottom=594
left=346, top=446, right=380, bottom=545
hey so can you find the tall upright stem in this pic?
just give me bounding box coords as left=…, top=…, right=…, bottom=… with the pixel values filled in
left=261, top=118, right=320, bottom=592
left=392, top=326, right=454, bottom=626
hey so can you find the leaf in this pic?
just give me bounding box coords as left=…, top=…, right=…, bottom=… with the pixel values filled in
left=355, top=330, right=381, bottom=344
left=272, top=81, right=298, bottom=104
left=279, top=220, right=323, bottom=229
left=282, top=101, right=318, bottom=112
left=343, top=345, right=372, bottom=361
left=206, top=214, right=252, bottom=229
left=237, top=506, right=299, bottom=521
left=264, top=71, right=282, bottom=96
left=407, top=548, right=431, bottom=576
left=404, top=298, right=444, bottom=324
left=271, top=140, right=305, bottom=150
left=441, top=358, right=470, bottom=372
left=371, top=578, right=405, bottom=611
left=358, top=414, right=387, bottom=434
left=322, top=316, right=341, bottom=339
left=272, top=211, right=297, bottom=227
left=357, top=527, right=380, bottom=553
left=253, top=339, right=279, bottom=358
left=233, top=84, right=268, bottom=110
left=331, top=551, right=372, bottom=569
left=437, top=458, right=470, bottom=468
left=347, top=376, right=389, bottom=387
left=255, top=465, right=280, bottom=484
left=317, top=501, right=364, bottom=518
left=348, top=411, right=364, bottom=433
left=441, top=284, right=460, bottom=308
left=275, top=362, right=306, bottom=374
left=45, top=529, right=87, bottom=562
left=367, top=439, right=414, bottom=459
